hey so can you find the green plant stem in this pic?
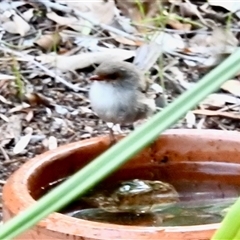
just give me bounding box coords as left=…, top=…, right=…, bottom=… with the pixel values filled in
left=135, top=0, right=145, bottom=18
left=226, top=12, right=233, bottom=30
left=233, top=226, right=240, bottom=240
left=12, top=61, right=24, bottom=100
left=141, top=15, right=204, bottom=28
left=212, top=197, right=240, bottom=239
left=1, top=49, right=240, bottom=239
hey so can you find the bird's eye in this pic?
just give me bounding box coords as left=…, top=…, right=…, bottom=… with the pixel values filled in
left=107, top=72, right=119, bottom=80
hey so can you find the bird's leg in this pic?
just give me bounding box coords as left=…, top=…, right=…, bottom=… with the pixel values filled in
left=112, top=124, right=123, bottom=133
left=109, top=127, right=116, bottom=145
left=106, top=122, right=117, bottom=145
left=106, top=123, right=123, bottom=145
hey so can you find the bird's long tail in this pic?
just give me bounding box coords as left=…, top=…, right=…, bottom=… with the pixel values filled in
left=133, top=41, right=162, bottom=73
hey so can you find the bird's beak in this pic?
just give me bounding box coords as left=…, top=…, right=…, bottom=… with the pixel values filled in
left=89, top=75, right=104, bottom=81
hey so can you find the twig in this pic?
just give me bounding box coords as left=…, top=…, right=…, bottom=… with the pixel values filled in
left=218, top=103, right=240, bottom=112
left=0, top=44, right=87, bottom=92
left=4, top=25, right=52, bottom=43
left=37, top=0, right=143, bottom=42
left=184, top=0, right=210, bottom=28
left=0, top=145, right=10, bottom=161
left=0, top=158, right=26, bottom=166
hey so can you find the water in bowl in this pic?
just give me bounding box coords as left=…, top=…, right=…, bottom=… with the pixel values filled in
left=38, top=162, right=240, bottom=227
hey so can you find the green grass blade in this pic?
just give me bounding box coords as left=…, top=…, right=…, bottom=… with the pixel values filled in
left=212, top=197, right=240, bottom=239
left=1, top=49, right=240, bottom=240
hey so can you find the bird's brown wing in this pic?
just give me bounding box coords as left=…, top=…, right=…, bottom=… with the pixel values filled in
left=134, top=92, right=156, bottom=121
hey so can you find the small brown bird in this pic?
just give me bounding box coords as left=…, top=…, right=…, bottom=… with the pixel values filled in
left=89, top=43, right=162, bottom=141
left=89, top=61, right=156, bottom=124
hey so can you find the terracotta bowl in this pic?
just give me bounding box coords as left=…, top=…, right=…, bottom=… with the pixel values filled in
left=3, top=129, right=240, bottom=239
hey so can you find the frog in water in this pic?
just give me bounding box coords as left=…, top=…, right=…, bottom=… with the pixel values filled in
left=83, top=179, right=179, bottom=213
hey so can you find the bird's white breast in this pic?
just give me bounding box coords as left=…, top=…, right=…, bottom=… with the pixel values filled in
left=90, top=81, right=120, bottom=111
left=89, top=81, right=135, bottom=123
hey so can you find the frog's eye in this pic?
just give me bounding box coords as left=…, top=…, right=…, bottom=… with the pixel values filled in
left=119, top=185, right=131, bottom=192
